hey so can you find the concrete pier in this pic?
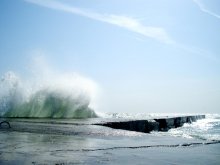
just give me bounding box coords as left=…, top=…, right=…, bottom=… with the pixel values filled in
left=95, top=115, right=205, bottom=133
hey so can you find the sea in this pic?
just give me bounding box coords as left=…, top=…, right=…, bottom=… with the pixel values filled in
left=1, top=113, right=220, bottom=141
left=0, top=71, right=220, bottom=164
left=1, top=113, right=220, bottom=165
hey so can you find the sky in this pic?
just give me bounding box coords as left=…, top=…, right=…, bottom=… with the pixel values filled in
left=0, top=0, right=220, bottom=114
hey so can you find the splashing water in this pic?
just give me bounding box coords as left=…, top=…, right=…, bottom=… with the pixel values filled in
left=105, top=112, right=220, bottom=141
left=151, top=114, right=220, bottom=141
left=0, top=71, right=99, bottom=118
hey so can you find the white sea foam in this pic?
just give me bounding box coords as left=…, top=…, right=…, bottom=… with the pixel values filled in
left=0, top=57, right=99, bottom=118
left=106, top=113, right=220, bottom=141
left=101, top=112, right=203, bottom=119
left=166, top=114, right=220, bottom=141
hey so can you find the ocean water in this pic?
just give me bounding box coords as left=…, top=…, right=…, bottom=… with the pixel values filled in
left=1, top=71, right=220, bottom=164
left=165, top=114, right=220, bottom=141
left=1, top=113, right=219, bottom=142
left=0, top=71, right=98, bottom=118
left=1, top=71, right=219, bottom=142
left=1, top=113, right=220, bottom=165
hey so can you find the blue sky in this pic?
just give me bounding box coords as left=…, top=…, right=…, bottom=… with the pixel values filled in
left=0, top=0, right=220, bottom=113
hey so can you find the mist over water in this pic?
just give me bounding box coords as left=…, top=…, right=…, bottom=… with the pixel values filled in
left=0, top=58, right=99, bottom=118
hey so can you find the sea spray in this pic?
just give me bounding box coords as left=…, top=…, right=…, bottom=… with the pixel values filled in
left=0, top=71, right=99, bottom=118
left=148, top=114, right=220, bottom=141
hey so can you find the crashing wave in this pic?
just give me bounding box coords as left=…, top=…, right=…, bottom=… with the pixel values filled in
left=0, top=71, right=98, bottom=118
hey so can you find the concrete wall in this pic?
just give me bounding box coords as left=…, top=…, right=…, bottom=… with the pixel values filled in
left=96, top=115, right=205, bottom=133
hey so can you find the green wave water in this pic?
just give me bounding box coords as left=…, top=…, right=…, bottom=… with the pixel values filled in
left=0, top=71, right=98, bottom=118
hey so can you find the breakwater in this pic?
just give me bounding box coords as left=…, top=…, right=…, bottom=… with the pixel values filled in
left=96, top=115, right=205, bottom=133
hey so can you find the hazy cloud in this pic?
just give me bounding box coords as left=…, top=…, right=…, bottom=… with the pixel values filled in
left=25, top=0, right=174, bottom=44
left=193, top=0, right=220, bottom=19
left=176, top=43, right=220, bottom=64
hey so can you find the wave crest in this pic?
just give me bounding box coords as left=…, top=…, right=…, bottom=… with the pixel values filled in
left=0, top=71, right=98, bottom=118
